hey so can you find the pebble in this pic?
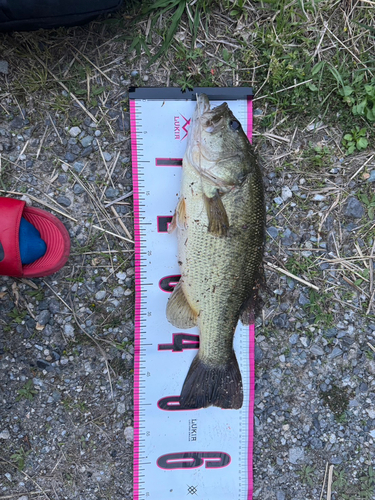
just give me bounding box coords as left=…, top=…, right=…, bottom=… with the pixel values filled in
left=113, top=286, right=125, bottom=298
left=56, top=196, right=71, bottom=207
left=124, top=426, right=134, bottom=443
left=276, top=492, right=286, bottom=500
left=369, top=429, right=375, bottom=438
left=103, top=152, right=112, bottom=162
left=117, top=402, right=126, bottom=414
left=298, top=293, right=310, bottom=306
left=80, top=136, right=93, bottom=148
left=288, top=447, right=305, bottom=464
left=0, top=429, right=10, bottom=439
left=0, top=60, right=9, bottom=74
left=95, top=291, right=107, bottom=301
left=329, top=347, right=343, bottom=359
left=310, top=344, right=324, bottom=356
left=106, top=187, right=119, bottom=199
left=131, top=70, right=138, bottom=77
left=281, top=186, right=293, bottom=201
left=73, top=161, right=85, bottom=173
left=313, top=194, right=326, bottom=201
left=289, top=333, right=299, bottom=345
left=5, top=473, right=12, bottom=481
left=267, top=226, right=279, bottom=238
left=345, top=197, right=364, bottom=218
left=69, top=126, right=81, bottom=137
left=18, top=497, right=29, bottom=500
left=64, top=324, right=75, bottom=337
left=73, top=184, right=85, bottom=195
left=37, top=310, right=51, bottom=325
left=274, top=196, right=284, bottom=205
left=367, top=170, right=375, bottom=182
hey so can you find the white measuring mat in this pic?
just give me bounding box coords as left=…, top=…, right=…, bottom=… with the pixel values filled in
left=130, top=87, right=255, bottom=500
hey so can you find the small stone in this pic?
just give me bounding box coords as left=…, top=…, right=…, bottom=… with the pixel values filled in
left=274, top=196, right=284, bottom=205
left=0, top=60, right=9, bottom=74
left=65, top=152, right=77, bottom=162
left=69, top=126, right=81, bottom=137
left=105, top=187, right=119, bottom=199
left=117, top=112, right=130, bottom=132
left=18, top=496, right=29, bottom=500
left=131, top=70, right=138, bottom=77
left=267, top=226, right=279, bottom=238
left=369, top=429, right=375, bottom=438
left=254, top=345, right=263, bottom=362
left=300, top=336, right=309, bottom=348
left=281, top=186, right=293, bottom=201
left=80, top=135, right=93, bottom=148
left=310, top=344, right=324, bottom=356
left=288, top=447, right=304, bottom=464
left=298, top=293, right=310, bottom=306
left=56, top=196, right=71, bottom=207
left=117, top=402, right=126, bottom=414
left=10, top=116, right=27, bottom=129
left=95, top=130, right=101, bottom=137
left=329, top=347, right=343, bottom=359
left=113, top=286, right=125, bottom=298
left=143, top=74, right=149, bottom=82
left=289, top=333, right=299, bottom=345
left=103, top=152, right=112, bottom=162
left=0, top=429, right=10, bottom=439
left=276, top=492, right=286, bottom=500
left=367, top=170, right=375, bottom=182
left=64, top=324, right=75, bottom=337
left=313, top=194, right=326, bottom=201
left=95, top=291, right=106, bottom=301
left=124, top=426, right=134, bottom=443
left=345, top=197, right=364, bottom=218
left=359, top=382, right=368, bottom=392
left=73, top=184, right=85, bottom=195
left=36, top=359, right=51, bottom=370
left=116, top=272, right=127, bottom=281
left=73, top=161, right=84, bottom=173
left=37, top=310, right=51, bottom=326
left=5, top=472, right=12, bottom=481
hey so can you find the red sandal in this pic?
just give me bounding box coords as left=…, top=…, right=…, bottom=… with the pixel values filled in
left=0, top=197, right=70, bottom=278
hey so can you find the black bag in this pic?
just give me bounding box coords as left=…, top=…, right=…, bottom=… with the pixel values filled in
left=0, top=0, right=123, bottom=32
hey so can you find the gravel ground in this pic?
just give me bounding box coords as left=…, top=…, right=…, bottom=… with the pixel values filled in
left=1, top=5, right=375, bottom=500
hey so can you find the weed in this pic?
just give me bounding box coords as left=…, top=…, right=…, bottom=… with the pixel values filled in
left=358, top=192, right=375, bottom=220
left=342, top=126, right=368, bottom=155
left=11, top=446, right=31, bottom=471
left=16, top=380, right=38, bottom=401
left=298, top=465, right=316, bottom=486
left=8, top=307, right=27, bottom=325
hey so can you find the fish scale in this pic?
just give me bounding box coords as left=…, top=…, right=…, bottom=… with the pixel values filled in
left=130, top=87, right=257, bottom=500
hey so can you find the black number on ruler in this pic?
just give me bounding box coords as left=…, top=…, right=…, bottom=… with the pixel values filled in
left=157, top=395, right=183, bottom=411
left=157, top=451, right=231, bottom=470
left=157, top=216, right=173, bottom=233
left=155, top=158, right=183, bottom=167
left=158, top=333, right=199, bottom=352
left=159, top=275, right=180, bottom=293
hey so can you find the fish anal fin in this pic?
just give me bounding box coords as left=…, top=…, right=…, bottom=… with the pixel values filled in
left=168, top=198, right=186, bottom=234
left=179, top=352, right=243, bottom=409
left=166, top=281, right=197, bottom=329
left=203, top=191, right=229, bottom=237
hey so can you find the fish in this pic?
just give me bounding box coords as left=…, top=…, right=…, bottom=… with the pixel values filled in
left=166, top=94, right=265, bottom=410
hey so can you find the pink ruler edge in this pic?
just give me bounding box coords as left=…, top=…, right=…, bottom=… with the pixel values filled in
left=247, top=95, right=255, bottom=500
left=130, top=99, right=141, bottom=500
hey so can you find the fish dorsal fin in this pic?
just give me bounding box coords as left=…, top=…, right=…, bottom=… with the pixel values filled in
left=203, top=191, right=229, bottom=237
left=166, top=281, right=197, bottom=328
left=168, top=198, right=186, bottom=234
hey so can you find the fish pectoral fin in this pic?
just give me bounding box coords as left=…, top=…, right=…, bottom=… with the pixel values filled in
left=203, top=191, right=229, bottom=237
left=166, top=281, right=197, bottom=328
left=168, top=198, right=186, bottom=234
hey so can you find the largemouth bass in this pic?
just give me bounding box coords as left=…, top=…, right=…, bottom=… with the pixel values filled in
left=167, top=94, right=265, bottom=410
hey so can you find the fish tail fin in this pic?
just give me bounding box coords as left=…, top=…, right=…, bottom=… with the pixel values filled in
left=179, top=352, right=243, bottom=410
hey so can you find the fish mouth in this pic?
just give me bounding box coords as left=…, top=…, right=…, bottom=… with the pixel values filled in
left=195, top=94, right=228, bottom=133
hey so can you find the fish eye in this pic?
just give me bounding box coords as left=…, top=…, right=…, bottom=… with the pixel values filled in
left=229, top=120, right=241, bottom=131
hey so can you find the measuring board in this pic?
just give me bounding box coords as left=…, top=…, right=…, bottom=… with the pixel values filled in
left=130, top=87, right=255, bottom=500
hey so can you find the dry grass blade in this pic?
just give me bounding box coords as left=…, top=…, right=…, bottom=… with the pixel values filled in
left=265, top=261, right=320, bottom=290
left=0, top=457, right=52, bottom=500
left=326, top=464, right=334, bottom=500
left=319, top=462, right=329, bottom=500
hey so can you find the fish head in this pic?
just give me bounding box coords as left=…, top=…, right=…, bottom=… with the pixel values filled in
left=186, top=94, right=253, bottom=188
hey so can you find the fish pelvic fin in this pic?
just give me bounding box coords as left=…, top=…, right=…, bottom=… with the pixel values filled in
left=168, top=198, right=186, bottom=234
left=179, top=352, right=243, bottom=410
left=166, top=281, right=198, bottom=329
left=203, top=191, right=229, bottom=237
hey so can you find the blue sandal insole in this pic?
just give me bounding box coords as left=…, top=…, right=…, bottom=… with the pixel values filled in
left=19, top=217, right=47, bottom=265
